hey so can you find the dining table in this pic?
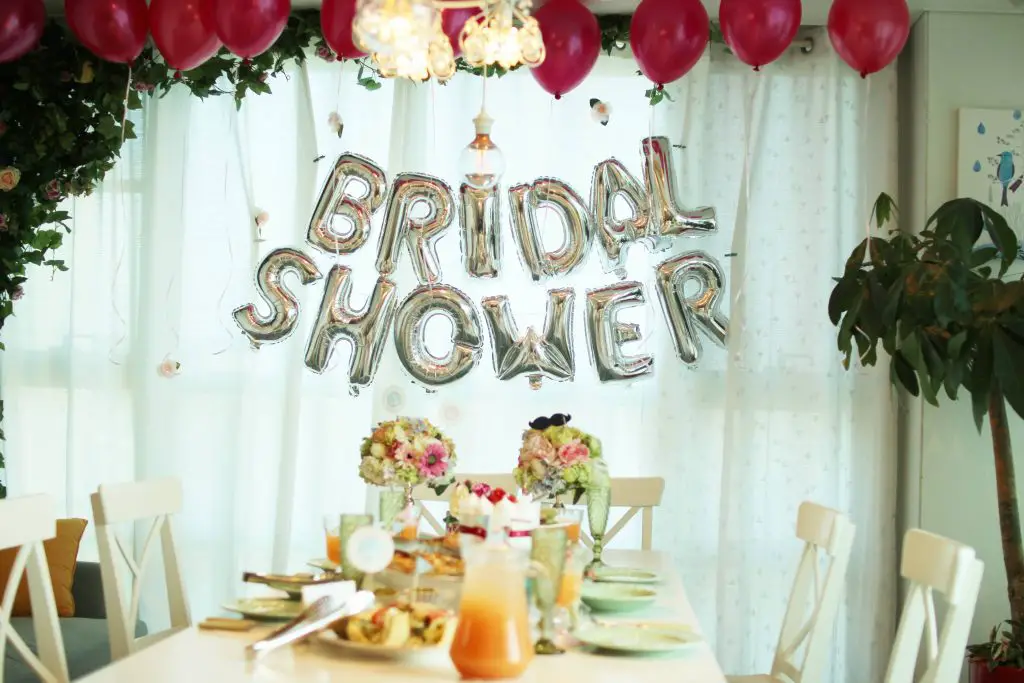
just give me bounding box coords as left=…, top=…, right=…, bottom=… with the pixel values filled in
left=79, top=549, right=727, bottom=682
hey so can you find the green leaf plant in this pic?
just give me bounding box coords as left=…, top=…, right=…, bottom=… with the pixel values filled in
left=830, top=194, right=1024, bottom=667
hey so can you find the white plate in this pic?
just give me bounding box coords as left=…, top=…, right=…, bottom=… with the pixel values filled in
left=316, top=629, right=453, bottom=661
left=575, top=622, right=703, bottom=655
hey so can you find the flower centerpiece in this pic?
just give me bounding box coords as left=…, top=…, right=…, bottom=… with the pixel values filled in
left=514, top=413, right=603, bottom=503
left=359, top=417, right=457, bottom=520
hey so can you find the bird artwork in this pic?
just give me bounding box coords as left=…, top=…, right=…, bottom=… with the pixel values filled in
left=997, top=150, right=1015, bottom=206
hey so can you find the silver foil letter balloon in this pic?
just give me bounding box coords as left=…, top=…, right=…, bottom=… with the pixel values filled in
left=304, top=265, right=398, bottom=391
left=641, top=137, right=717, bottom=243
left=375, top=172, right=455, bottom=285
left=481, top=289, right=575, bottom=389
left=585, top=281, right=654, bottom=382
left=655, top=251, right=729, bottom=365
left=508, top=178, right=593, bottom=281
left=393, top=285, right=483, bottom=387
left=460, top=183, right=501, bottom=278
left=232, top=248, right=323, bottom=348
left=591, top=159, right=652, bottom=277
left=307, top=153, right=387, bottom=254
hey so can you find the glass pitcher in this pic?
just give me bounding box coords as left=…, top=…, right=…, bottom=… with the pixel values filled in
left=449, top=541, right=535, bottom=680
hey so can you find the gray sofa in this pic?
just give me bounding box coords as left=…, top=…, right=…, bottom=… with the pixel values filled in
left=4, top=561, right=144, bottom=682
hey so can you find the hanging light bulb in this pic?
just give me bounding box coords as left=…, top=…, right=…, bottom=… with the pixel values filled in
left=458, top=109, right=505, bottom=190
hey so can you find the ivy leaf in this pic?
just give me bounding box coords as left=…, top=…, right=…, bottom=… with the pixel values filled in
left=873, top=192, right=896, bottom=228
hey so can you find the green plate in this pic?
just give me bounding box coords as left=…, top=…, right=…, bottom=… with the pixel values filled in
left=590, top=566, right=661, bottom=584
left=221, top=598, right=305, bottom=621
left=580, top=583, right=657, bottom=613
left=575, top=623, right=702, bottom=655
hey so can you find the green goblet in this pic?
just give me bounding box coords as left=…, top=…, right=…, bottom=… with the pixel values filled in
left=530, top=526, right=569, bottom=655
left=586, top=485, right=611, bottom=572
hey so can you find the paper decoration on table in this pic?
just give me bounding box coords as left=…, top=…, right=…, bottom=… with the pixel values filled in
left=344, top=525, right=395, bottom=574
left=233, top=136, right=729, bottom=388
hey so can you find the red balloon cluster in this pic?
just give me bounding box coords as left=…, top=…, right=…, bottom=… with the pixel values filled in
left=630, top=0, right=708, bottom=87
left=719, top=0, right=801, bottom=70
left=828, top=0, right=910, bottom=77
left=0, top=0, right=45, bottom=64
left=209, top=0, right=291, bottom=59
left=150, top=0, right=221, bottom=71
left=65, top=0, right=149, bottom=64
left=322, top=0, right=365, bottom=59
left=530, top=0, right=600, bottom=99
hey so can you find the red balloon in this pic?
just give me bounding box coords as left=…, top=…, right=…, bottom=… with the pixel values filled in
left=322, top=0, right=364, bottom=59
left=719, top=0, right=800, bottom=70
left=530, top=0, right=600, bottom=99
left=150, top=0, right=221, bottom=71
left=0, top=0, right=45, bottom=63
left=441, top=8, right=477, bottom=58
left=630, top=0, right=708, bottom=87
left=65, top=0, right=149, bottom=64
left=209, top=0, right=290, bottom=59
left=827, top=0, right=910, bottom=77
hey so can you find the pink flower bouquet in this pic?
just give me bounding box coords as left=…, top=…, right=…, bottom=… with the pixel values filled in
left=514, top=414, right=603, bottom=502
left=358, top=417, right=457, bottom=492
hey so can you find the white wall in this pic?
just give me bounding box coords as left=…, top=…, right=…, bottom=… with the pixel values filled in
left=899, top=10, right=1024, bottom=647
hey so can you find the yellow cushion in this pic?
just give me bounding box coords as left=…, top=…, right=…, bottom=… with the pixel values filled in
left=0, top=518, right=88, bottom=617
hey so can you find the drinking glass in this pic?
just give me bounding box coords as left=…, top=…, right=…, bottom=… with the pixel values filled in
left=586, top=485, right=611, bottom=571
left=530, top=526, right=568, bottom=655
left=556, top=544, right=589, bottom=633
left=339, top=513, right=373, bottom=583
left=322, top=515, right=342, bottom=567
left=554, top=508, right=584, bottom=545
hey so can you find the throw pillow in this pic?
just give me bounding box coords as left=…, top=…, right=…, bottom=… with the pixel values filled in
left=0, top=518, right=88, bottom=617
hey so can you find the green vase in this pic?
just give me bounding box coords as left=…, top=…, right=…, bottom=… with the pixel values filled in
left=378, top=485, right=410, bottom=532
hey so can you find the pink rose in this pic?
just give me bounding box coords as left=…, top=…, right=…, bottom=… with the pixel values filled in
left=557, top=440, right=590, bottom=466
left=43, top=180, right=61, bottom=201
left=471, top=482, right=491, bottom=497
left=0, top=167, right=21, bottom=192
left=157, top=358, right=181, bottom=378
left=390, top=442, right=413, bottom=462
left=11, top=286, right=23, bottom=301
left=519, top=430, right=556, bottom=464
left=316, top=46, right=336, bottom=62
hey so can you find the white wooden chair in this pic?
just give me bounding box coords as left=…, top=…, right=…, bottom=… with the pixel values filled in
left=0, top=495, right=69, bottom=683
left=882, top=529, right=984, bottom=683
left=568, top=477, right=665, bottom=551
left=728, top=501, right=856, bottom=683
left=91, top=478, right=191, bottom=661
left=412, top=475, right=665, bottom=549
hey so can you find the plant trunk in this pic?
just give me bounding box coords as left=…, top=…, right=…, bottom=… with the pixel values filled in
left=990, top=385, right=1024, bottom=632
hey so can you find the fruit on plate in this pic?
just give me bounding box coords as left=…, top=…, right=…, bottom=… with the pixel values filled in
left=331, top=602, right=457, bottom=648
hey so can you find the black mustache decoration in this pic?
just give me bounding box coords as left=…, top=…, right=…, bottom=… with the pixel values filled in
left=529, top=413, right=571, bottom=430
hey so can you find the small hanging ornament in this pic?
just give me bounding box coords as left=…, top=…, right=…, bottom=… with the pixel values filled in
left=327, top=111, right=344, bottom=138
left=254, top=208, right=269, bottom=242
left=157, top=358, right=181, bottom=378
left=589, top=98, right=611, bottom=126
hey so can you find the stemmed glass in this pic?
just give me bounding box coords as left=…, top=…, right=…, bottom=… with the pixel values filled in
left=586, top=485, right=611, bottom=571
left=530, top=526, right=568, bottom=655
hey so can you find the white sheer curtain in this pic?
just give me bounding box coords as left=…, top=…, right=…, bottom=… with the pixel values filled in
left=1, top=28, right=897, bottom=682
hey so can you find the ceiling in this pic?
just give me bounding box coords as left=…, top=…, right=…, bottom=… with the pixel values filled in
left=41, top=0, right=1024, bottom=22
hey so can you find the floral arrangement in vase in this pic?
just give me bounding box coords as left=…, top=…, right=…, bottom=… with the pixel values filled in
left=358, top=417, right=456, bottom=493
left=514, top=413, right=603, bottom=502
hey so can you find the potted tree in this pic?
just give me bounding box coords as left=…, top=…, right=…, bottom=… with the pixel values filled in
left=829, top=194, right=1024, bottom=680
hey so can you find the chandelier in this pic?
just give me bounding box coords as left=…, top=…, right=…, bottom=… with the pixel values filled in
left=353, top=0, right=545, bottom=82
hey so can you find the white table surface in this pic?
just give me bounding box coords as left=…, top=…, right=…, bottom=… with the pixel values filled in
left=80, top=549, right=726, bottom=682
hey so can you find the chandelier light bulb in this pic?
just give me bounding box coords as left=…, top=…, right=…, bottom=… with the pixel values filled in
left=353, top=0, right=437, bottom=55
left=458, top=110, right=505, bottom=190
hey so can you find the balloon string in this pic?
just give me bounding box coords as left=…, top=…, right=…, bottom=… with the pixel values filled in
left=108, top=67, right=135, bottom=366
left=212, top=150, right=236, bottom=356
left=862, top=76, right=873, bottom=246
left=120, top=64, right=132, bottom=146
left=729, top=75, right=761, bottom=362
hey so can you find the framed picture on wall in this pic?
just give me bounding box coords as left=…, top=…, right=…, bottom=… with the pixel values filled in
left=957, top=107, right=1024, bottom=278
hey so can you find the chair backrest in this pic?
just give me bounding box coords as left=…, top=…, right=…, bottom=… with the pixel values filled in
left=91, top=478, right=191, bottom=661
left=0, top=494, right=69, bottom=683
left=883, top=529, right=984, bottom=683
left=769, top=501, right=856, bottom=683
left=411, top=475, right=665, bottom=550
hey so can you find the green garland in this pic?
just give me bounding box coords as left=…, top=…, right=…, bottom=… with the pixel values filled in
left=0, top=10, right=724, bottom=491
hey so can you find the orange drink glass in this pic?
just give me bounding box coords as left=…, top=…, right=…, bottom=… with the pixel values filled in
left=322, top=515, right=341, bottom=565
left=555, top=508, right=584, bottom=545
left=450, top=543, right=534, bottom=679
